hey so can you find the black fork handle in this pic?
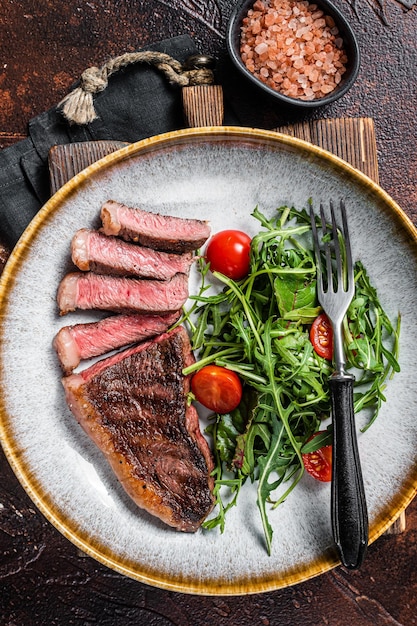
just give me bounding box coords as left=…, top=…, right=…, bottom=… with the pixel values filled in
left=330, top=374, right=368, bottom=569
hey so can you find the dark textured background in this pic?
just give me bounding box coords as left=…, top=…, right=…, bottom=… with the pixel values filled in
left=0, top=1, right=416, bottom=624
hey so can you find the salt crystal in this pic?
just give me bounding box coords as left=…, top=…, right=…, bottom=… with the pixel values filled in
left=255, top=42, right=269, bottom=55
left=310, top=68, right=319, bottom=82
left=265, top=12, right=276, bottom=26
left=287, top=84, right=299, bottom=96
left=305, top=42, right=315, bottom=55
left=321, top=83, right=334, bottom=93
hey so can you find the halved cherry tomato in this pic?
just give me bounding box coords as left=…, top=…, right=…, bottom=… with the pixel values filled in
left=191, top=365, right=243, bottom=414
left=310, top=313, right=334, bottom=360
left=205, top=230, right=251, bottom=280
left=302, top=431, right=332, bottom=482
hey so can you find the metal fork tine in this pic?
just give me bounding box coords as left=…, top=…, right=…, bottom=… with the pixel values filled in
left=330, top=200, right=343, bottom=291
left=320, top=203, right=333, bottom=293
left=310, top=206, right=323, bottom=293
left=340, top=199, right=354, bottom=294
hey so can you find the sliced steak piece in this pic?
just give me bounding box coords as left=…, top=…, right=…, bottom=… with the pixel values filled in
left=53, top=311, right=180, bottom=374
left=71, top=228, right=194, bottom=279
left=57, top=272, right=189, bottom=315
left=100, top=200, right=211, bottom=253
left=62, top=326, right=215, bottom=532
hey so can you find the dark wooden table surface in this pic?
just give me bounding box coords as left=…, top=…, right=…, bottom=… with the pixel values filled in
left=1, top=1, right=416, bottom=624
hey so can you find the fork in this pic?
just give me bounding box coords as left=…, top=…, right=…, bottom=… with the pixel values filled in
left=310, top=200, right=368, bottom=569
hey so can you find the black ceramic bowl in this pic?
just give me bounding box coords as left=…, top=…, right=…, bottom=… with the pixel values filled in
left=226, top=0, right=360, bottom=109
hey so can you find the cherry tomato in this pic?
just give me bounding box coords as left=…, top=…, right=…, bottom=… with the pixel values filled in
left=302, top=432, right=332, bottom=482
left=191, top=365, right=243, bottom=414
left=205, top=230, right=251, bottom=280
left=310, top=313, right=334, bottom=360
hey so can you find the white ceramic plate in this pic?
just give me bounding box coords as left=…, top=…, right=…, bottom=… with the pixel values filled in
left=1, top=127, right=416, bottom=595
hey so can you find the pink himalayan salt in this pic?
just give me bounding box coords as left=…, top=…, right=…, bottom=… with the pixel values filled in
left=240, top=0, right=348, bottom=100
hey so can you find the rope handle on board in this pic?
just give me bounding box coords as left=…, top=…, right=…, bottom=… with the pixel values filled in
left=58, top=51, right=216, bottom=125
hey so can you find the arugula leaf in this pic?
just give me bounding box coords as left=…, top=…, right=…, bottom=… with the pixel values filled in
left=274, top=273, right=317, bottom=315
left=257, top=416, right=287, bottom=555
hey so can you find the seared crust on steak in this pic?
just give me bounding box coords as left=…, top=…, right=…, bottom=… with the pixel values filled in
left=62, top=327, right=215, bottom=532
left=57, top=272, right=189, bottom=315
left=71, top=228, right=194, bottom=279
left=100, top=200, right=211, bottom=253
left=53, top=311, right=181, bottom=374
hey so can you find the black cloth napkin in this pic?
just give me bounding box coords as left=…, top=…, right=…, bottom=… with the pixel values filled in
left=0, top=35, right=240, bottom=249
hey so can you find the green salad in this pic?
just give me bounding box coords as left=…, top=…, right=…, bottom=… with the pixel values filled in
left=180, top=204, right=401, bottom=554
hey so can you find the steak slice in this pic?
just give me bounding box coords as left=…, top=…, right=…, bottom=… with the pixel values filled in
left=53, top=311, right=180, bottom=374
left=71, top=228, right=194, bottom=279
left=57, top=272, right=189, bottom=315
left=62, top=326, right=215, bottom=532
left=100, top=200, right=211, bottom=253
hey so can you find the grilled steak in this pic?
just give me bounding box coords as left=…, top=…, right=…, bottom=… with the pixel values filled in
left=57, top=272, right=189, bottom=315
left=71, top=228, right=194, bottom=279
left=53, top=311, right=180, bottom=374
left=100, top=200, right=211, bottom=253
left=62, top=326, right=215, bottom=532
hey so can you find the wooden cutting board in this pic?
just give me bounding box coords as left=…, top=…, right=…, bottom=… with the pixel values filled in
left=48, top=117, right=406, bottom=535
left=49, top=117, right=379, bottom=191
